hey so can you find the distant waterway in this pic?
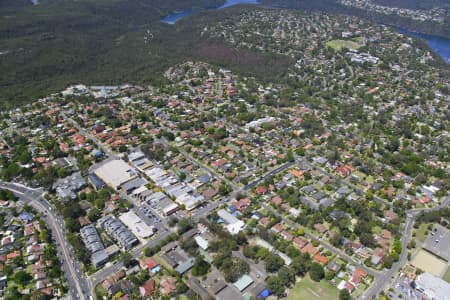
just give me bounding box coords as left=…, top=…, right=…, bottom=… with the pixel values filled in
left=161, top=2, right=450, bottom=65
left=399, top=29, right=450, bottom=64
left=161, top=0, right=259, bottom=24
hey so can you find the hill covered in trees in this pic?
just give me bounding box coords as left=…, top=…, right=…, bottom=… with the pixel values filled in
left=0, top=0, right=448, bottom=107
left=0, top=0, right=225, bottom=107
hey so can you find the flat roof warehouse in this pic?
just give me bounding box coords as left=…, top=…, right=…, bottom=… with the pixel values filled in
left=94, top=159, right=137, bottom=190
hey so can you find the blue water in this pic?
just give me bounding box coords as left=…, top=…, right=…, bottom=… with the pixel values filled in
left=399, top=29, right=450, bottom=64
left=161, top=9, right=198, bottom=24
left=161, top=0, right=259, bottom=24
left=219, top=0, right=259, bottom=9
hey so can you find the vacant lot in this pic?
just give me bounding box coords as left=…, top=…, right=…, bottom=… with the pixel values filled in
left=411, top=250, right=447, bottom=277
left=326, top=39, right=361, bottom=51
left=287, top=275, right=339, bottom=300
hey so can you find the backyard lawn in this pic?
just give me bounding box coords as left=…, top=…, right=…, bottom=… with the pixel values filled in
left=287, top=275, right=339, bottom=300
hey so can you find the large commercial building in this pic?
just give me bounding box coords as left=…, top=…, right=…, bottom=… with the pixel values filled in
left=415, top=272, right=450, bottom=300
left=80, top=225, right=109, bottom=269
left=94, top=159, right=137, bottom=190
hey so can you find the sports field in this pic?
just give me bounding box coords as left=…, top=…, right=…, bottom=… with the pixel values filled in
left=411, top=250, right=447, bottom=277
left=326, top=39, right=361, bottom=51
left=287, top=275, right=339, bottom=300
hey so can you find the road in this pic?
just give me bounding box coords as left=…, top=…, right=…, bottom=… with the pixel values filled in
left=90, top=230, right=171, bottom=285
left=362, top=196, right=450, bottom=300
left=0, top=182, right=92, bottom=300
left=63, top=113, right=116, bottom=159
left=243, top=161, right=296, bottom=191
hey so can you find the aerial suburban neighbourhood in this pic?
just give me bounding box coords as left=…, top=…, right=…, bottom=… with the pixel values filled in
left=0, top=3, right=449, bottom=300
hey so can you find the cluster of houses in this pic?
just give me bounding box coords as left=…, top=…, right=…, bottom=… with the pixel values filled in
left=338, top=0, right=446, bottom=23
left=0, top=207, right=63, bottom=297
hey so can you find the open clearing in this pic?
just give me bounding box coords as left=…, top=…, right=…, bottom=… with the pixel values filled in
left=287, top=275, right=339, bottom=300
left=326, top=39, right=362, bottom=51
left=411, top=249, right=447, bottom=277
left=415, top=223, right=430, bottom=243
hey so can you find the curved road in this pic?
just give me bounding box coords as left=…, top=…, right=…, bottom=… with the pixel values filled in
left=0, top=182, right=92, bottom=300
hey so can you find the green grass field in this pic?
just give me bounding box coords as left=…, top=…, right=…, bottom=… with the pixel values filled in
left=443, top=267, right=450, bottom=283
left=415, top=223, right=430, bottom=244
left=287, top=275, right=339, bottom=300
left=326, top=39, right=362, bottom=51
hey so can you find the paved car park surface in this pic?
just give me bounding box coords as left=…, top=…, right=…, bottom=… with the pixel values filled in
left=423, top=224, right=450, bottom=262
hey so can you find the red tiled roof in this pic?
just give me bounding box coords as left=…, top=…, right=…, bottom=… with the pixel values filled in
left=140, top=279, right=155, bottom=297
left=313, top=253, right=328, bottom=265
left=354, top=268, right=367, bottom=278
left=147, top=258, right=159, bottom=270
left=271, top=223, right=283, bottom=233
left=271, top=196, right=283, bottom=205
left=336, top=165, right=352, bottom=177
left=301, top=243, right=319, bottom=256
left=259, top=217, right=270, bottom=227
left=345, top=282, right=355, bottom=292
left=255, top=185, right=268, bottom=195
left=293, top=237, right=308, bottom=250
left=383, top=210, right=398, bottom=221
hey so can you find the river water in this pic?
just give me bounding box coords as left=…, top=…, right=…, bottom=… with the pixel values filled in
left=161, top=0, right=259, bottom=24
left=399, top=29, right=450, bottom=64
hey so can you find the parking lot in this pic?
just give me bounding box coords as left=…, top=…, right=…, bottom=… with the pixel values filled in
left=138, top=205, right=161, bottom=224
left=387, top=275, right=422, bottom=300
left=131, top=205, right=164, bottom=235
left=423, top=224, right=450, bottom=262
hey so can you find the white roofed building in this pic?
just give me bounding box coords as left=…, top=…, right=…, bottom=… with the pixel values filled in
left=415, top=272, right=450, bottom=300
left=218, top=209, right=245, bottom=235
left=119, top=211, right=154, bottom=239
left=94, top=159, right=137, bottom=190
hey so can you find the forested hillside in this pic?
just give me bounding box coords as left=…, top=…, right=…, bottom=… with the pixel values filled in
left=0, top=0, right=224, bottom=107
